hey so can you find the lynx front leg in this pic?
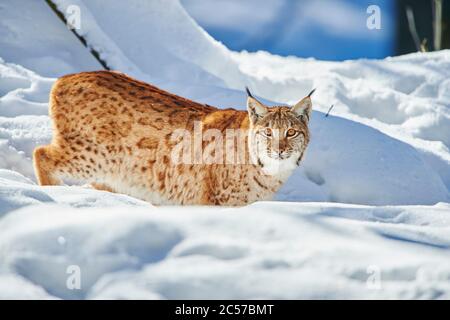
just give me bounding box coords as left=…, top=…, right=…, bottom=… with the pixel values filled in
left=33, top=145, right=63, bottom=185
left=91, top=183, right=115, bottom=193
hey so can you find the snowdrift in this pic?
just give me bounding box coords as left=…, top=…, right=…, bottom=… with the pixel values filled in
left=1, top=170, right=450, bottom=299
left=0, top=0, right=449, bottom=299
left=0, top=0, right=100, bottom=76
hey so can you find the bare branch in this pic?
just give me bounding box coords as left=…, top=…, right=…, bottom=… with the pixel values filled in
left=325, top=104, right=334, bottom=118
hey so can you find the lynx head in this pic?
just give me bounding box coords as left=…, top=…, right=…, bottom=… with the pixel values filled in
left=246, top=88, right=314, bottom=176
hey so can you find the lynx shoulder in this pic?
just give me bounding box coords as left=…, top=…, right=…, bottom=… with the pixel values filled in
left=33, top=71, right=313, bottom=205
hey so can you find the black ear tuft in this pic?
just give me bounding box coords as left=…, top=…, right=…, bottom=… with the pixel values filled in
left=245, top=86, right=253, bottom=98
left=307, top=88, right=316, bottom=98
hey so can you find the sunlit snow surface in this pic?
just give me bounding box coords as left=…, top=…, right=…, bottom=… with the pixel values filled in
left=0, top=0, right=449, bottom=299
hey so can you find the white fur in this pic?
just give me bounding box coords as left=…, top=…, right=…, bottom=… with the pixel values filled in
left=259, top=152, right=299, bottom=180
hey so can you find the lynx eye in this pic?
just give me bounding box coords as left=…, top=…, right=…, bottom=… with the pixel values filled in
left=262, top=127, right=272, bottom=137
left=286, top=128, right=298, bottom=138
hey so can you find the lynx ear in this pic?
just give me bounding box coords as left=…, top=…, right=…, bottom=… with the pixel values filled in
left=246, top=87, right=267, bottom=124
left=292, top=88, right=315, bottom=122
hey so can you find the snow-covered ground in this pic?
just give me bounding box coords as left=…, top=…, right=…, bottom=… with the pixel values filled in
left=0, top=0, right=449, bottom=299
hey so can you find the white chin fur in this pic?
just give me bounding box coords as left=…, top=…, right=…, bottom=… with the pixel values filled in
left=260, top=153, right=298, bottom=179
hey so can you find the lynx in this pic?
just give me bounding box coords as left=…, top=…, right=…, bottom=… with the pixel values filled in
left=33, top=71, right=314, bottom=205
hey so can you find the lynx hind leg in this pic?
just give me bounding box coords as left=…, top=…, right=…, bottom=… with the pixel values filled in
left=33, top=145, right=64, bottom=185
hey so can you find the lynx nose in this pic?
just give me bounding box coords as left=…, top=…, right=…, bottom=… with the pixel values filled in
left=276, top=151, right=287, bottom=159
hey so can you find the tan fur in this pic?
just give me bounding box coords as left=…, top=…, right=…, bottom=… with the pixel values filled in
left=33, top=71, right=311, bottom=205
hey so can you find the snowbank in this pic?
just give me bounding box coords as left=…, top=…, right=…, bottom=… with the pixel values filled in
left=233, top=51, right=450, bottom=184
left=1, top=170, right=450, bottom=299
left=0, top=0, right=100, bottom=77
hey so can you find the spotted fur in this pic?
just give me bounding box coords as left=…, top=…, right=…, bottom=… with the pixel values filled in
left=33, top=71, right=313, bottom=205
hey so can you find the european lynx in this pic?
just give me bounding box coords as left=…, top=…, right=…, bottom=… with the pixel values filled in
left=33, top=71, right=313, bottom=205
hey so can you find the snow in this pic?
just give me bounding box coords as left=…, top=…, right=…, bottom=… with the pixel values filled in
left=1, top=170, right=450, bottom=299
left=0, top=0, right=449, bottom=299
